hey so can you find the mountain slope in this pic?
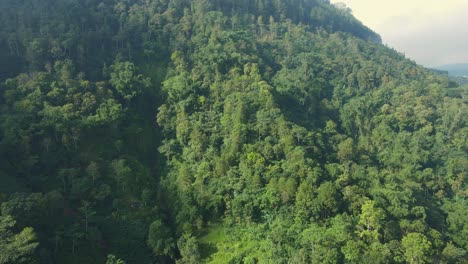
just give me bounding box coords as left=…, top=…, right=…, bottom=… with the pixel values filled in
left=0, top=0, right=466, bottom=263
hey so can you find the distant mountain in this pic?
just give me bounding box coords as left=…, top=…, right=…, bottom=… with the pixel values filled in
left=450, top=75, right=468, bottom=85
left=435, top=63, right=468, bottom=76
left=427, top=68, right=449, bottom=76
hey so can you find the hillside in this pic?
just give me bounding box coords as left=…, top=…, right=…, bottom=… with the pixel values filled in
left=0, top=0, right=466, bottom=263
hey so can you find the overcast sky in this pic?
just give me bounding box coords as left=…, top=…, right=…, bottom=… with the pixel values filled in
left=331, top=0, right=468, bottom=67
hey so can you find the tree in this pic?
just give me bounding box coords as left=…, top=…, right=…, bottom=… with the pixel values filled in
left=147, top=220, right=175, bottom=257
left=110, top=61, right=150, bottom=101
left=401, top=233, right=432, bottom=264
left=357, top=200, right=385, bottom=243
left=79, top=201, right=96, bottom=234
left=0, top=215, right=38, bottom=264
left=442, top=242, right=466, bottom=263
left=337, top=137, right=354, bottom=162
left=106, top=254, right=126, bottom=264
left=176, top=234, right=201, bottom=264
left=295, top=180, right=315, bottom=221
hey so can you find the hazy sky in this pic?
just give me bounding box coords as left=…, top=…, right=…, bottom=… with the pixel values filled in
left=331, top=0, right=468, bottom=67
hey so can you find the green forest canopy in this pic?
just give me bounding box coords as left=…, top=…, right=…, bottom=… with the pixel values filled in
left=0, top=0, right=466, bottom=263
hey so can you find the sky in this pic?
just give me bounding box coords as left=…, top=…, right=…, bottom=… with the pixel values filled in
left=330, top=0, right=468, bottom=67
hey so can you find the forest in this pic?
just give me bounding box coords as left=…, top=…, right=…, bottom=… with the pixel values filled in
left=0, top=0, right=466, bottom=263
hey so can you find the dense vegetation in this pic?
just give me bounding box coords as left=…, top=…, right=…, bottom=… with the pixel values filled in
left=0, top=0, right=466, bottom=263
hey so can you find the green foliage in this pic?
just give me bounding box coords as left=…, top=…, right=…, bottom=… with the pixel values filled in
left=401, top=233, right=432, bottom=264
left=0, top=215, right=38, bottom=264
left=176, top=234, right=201, bottom=264
left=110, top=61, right=151, bottom=101
left=147, top=220, right=175, bottom=257
left=357, top=200, right=385, bottom=242
left=442, top=242, right=467, bottom=263
left=106, top=255, right=127, bottom=264
left=0, top=0, right=466, bottom=263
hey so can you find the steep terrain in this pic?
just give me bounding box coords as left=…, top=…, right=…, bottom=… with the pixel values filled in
left=0, top=0, right=466, bottom=263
